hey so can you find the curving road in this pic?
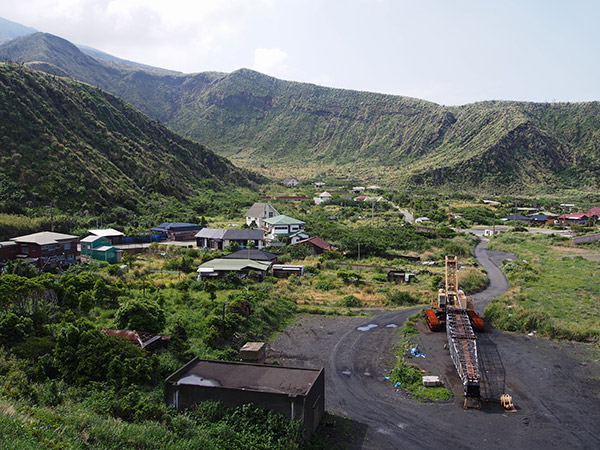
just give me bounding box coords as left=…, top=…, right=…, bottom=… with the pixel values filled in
left=269, top=240, right=600, bottom=449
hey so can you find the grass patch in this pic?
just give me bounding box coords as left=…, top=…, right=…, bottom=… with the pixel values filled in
left=485, top=233, right=600, bottom=341
left=389, top=312, right=452, bottom=402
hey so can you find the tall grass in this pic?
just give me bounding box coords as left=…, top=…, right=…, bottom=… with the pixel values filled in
left=485, top=233, right=600, bottom=341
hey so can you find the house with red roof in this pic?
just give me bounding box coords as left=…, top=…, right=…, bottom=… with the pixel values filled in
left=587, top=207, right=600, bottom=220
left=557, top=213, right=589, bottom=225
left=294, top=236, right=339, bottom=255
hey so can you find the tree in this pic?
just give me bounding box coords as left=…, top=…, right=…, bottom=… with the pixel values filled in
left=115, top=299, right=165, bottom=333
left=3, top=259, right=39, bottom=278
left=0, top=312, right=33, bottom=346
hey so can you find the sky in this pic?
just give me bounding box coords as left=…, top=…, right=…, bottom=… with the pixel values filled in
left=1, top=0, right=599, bottom=105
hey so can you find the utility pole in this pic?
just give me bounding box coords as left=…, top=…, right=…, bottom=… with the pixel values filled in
left=371, top=198, right=375, bottom=227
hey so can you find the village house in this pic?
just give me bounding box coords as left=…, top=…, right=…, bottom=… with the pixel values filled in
left=263, top=215, right=307, bottom=244
left=0, top=241, right=18, bottom=263
left=222, top=248, right=278, bottom=262
left=151, top=223, right=204, bottom=241
left=80, top=235, right=123, bottom=263
left=196, top=258, right=272, bottom=281
left=195, top=229, right=265, bottom=250
left=6, top=231, right=79, bottom=269
left=281, top=178, right=299, bottom=186
left=294, top=236, right=338, bottom=255
left=314, top=191, right=333, bottom=205
left=557, top=213, right=589, bottom=225
left=87, top=228, right=125, bottom=245
left=500, top=214, right=532, bottom=223
left=587, top=207, right=600, bottom=222
left=245, top=202, right=280, bottom=228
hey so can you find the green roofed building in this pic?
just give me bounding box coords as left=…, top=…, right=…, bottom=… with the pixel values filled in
left=263, top=215, right=307, bottom=244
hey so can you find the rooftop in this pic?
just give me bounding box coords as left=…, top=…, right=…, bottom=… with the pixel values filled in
left=11, top=231, right=77, bottom=246
left=88, top=228, right=124, bottom=238
left=166, top=358, right=322, bottom=396
left=245, top=202, right=279, bottom=218
left=197, top=258, right=272, bottom=272
left=263, top=215, right=305, bottom=226
left=223, top=249, right=278, bottom=261
left=151, top=223, right=203, bottom=232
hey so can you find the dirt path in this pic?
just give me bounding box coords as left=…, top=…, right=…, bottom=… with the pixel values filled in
left=268, top=240, right=600, bottom=449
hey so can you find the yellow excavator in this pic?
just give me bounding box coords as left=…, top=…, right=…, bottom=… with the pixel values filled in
left=424, top=255, right=485, bottom=332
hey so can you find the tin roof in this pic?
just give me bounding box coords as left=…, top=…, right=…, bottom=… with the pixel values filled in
left=165, top=358, right=322, bottom=396
left=197, top=258, right=272, bottom=272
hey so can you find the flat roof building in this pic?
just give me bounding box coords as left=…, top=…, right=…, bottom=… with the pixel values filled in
left=164, top=358, right=324, bottom=439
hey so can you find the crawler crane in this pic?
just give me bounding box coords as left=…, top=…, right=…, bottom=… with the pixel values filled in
left=424, top=256, right=485, bottom=408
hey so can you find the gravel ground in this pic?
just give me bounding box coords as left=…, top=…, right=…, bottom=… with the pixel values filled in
left=268, top=240, right=600, bottom=449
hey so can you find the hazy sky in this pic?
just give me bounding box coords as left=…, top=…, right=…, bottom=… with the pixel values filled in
left=1, top=0, right=599, bottom=105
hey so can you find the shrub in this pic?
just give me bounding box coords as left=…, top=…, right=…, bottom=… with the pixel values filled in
left=387, top=291, right=419, bottom=306
left=338, top=295, right=362, bottom=307
left=315, top=281, right=336, bottom=291
left=303, top=265, right=320, bottom=275
left=336, top=270, right=363, bottom=286
left=457, top=268, right=488, bottom=294
left=115, top=299, right=166, bottom=333
left=430, top=275, right=443, bottom=290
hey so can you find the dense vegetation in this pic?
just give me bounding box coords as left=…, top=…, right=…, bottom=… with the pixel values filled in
left=0, top=63, right=260, bottom=218
left=0, top=251, right=306, bottom=449
left=3, top=33, right=600, bottom=193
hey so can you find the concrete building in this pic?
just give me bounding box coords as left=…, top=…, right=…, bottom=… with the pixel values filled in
left=7, top=231, right=79, bottom=269
left=164, top=358, right=325, bottom=439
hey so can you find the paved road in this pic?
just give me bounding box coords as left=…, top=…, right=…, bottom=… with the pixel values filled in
left=269, top=240, right=600, bottom=449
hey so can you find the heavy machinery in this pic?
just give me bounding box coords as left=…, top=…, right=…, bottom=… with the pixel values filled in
left=424, top=256, right=485, bottom=408
left=424, top=255, right=485, bottom=332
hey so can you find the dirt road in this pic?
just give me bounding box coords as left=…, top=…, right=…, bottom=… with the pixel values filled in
left=268, top=240, right=600, bottom=449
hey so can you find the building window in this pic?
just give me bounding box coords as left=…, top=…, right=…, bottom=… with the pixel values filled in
left=64, top=242, right=71, bottom=250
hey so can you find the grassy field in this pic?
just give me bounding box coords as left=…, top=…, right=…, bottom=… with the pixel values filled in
left=485, top=232, right=600, bottom=341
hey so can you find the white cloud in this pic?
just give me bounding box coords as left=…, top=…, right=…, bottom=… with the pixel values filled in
left=252, top=47, right=288, bottom=77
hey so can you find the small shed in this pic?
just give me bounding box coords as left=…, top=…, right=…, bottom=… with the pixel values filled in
left=164, top=358, right=325, bottom=439
left=387, top=270, right=415, bottom=283
left=272, top=264, right=304, bottom=278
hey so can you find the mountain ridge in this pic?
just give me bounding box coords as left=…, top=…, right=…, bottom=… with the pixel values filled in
left=0, top=63, right=260, bottom=216
left=1, top=31, right=599, bottom=194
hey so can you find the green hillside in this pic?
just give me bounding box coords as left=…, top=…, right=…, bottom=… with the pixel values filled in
left=0, top=63, right=260, bottom=216
left=2, top=33, right=600, bottom=193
